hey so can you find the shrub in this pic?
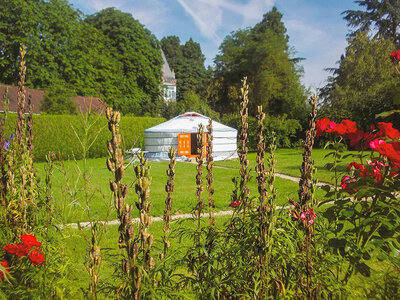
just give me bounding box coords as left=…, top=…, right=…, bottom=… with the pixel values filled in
left=40, top=85, right=77, bottom=115
left=2, top=114, right=164, bottom=161
left=222, top=113, right=302, bottom=149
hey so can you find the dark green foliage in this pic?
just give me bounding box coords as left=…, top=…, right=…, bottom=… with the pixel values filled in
left=160, top=90, right=219, bottom=120
left=0, top=1, right=163, bottom=115
left=161, top=36, right=208, bottom=101
left=223, top=113, right=302, bottom=148
left=343, top=0, right=400, bottom=43
left=86, top=8, right=163, bottom=115
left=213, top=7, right=308, bottom=121
left=2, top=114, right=164, bottom=161
left=320, top=32, right=400, bottom=128
left=40, top=85, right=77, bottom=114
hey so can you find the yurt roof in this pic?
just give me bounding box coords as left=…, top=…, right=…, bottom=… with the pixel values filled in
left=145, top=112, right=236, bottom=133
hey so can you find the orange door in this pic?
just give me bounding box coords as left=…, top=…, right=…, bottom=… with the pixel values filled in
left=178, top=133, right=191, bottom=156
left=178, top=133, right=208, bottom=157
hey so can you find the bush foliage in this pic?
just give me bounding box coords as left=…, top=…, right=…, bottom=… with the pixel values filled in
left=223, top=113, right=302, bottom=148
left=2, top=114, right=164, bottom=161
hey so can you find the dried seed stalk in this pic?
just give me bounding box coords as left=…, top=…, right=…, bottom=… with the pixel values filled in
left=0, top=89, right=7, bottom=208
left=298, top=95, right=318, bottom=207
left=195, top=124, right=205, bottom=218
left=16, top=45, right=26, bottom=148
left=106, top=107, right=140, bottom=299
left=206, top=119, right=215, bottom=227
left=134, top=152, right=154, bottom=271
left=162, top=147, right=176, bottom=259
left=88, top=224, right=101, bottom=299
left=298, top=95, right=318, bottom=299
left=255, top=106, right=268, bottom=297
left=26, top=94, right=34, bottom=156
left=25, top=93, right=35, bottom=207
left=192, top=123, right=205, bottom=282
left=239, top=77, right=250, bottom=219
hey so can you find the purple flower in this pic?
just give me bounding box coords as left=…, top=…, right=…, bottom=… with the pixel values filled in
left=9, top=134, right=15, bottom=140
left=4, top=139, right=10, bottom=151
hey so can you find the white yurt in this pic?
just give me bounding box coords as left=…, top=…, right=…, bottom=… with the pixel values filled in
left=144, top=112, right=238, bottom=161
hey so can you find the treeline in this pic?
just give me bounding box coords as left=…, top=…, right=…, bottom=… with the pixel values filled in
left=0, top=1, right=308, bottom=128
left=0, top=0, right=162, bottom=115
left=8, top=1, right=399, bottom=146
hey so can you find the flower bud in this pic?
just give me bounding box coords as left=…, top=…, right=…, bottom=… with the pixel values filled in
left=106, top=107, right=112, bottom=120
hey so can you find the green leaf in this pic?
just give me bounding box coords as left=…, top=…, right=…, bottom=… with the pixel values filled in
left=376, top=110, right=400, bottom=118
left=328, top=238, right=347, bottom=248
left=356, top=262, right=371, bottom=277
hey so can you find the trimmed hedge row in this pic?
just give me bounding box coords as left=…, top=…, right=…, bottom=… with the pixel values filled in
left=3, top=114, right=165, bottom=162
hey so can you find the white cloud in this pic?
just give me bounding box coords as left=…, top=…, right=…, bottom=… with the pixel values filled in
left=283, top=17, right=347, bottom=89
left=176, top=0, right=223, bottom=44
left=127, top=0, right=170, bottom=32
left=286, top=19, right=327, bottom=49
left=299, top=39, right=347, bottom=90
left=176, top=0, right=275, bottom=44
left=88, top=0, right=170, bottom=34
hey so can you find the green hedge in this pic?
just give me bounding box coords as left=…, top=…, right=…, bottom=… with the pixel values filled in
left=3, top=114, right=165, bottom=161
left=222, top=114, right=302, bottom=149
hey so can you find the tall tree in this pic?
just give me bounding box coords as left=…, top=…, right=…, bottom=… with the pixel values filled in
left=320, top=32, right=399, bottom=128
left=161, top=37, right=207, bottom=101
left=86, top=8, right=163, bottom=114
left=0, top=0, right=42, bottom=84
left=343, top=0, right=400, bottom=43
left=213, top=7, right=307, bottom=120
left=161, top=36, right=182, bottom=72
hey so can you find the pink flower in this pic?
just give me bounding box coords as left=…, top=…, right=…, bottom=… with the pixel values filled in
left=369, top=139, right=385, bottom=150
left=341, top=176, right=357, bottom=195
left=307, top=209, right=317, bottom=224
left=300, top=209, right=317, bottom=224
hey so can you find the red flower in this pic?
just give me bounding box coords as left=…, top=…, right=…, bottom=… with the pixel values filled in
left=370, top=139, right=400, bottom=168
left=390, top=50, right=400, bottom=61
left=3, top=243, right=30, bottom=257
left=376, top=122, right=400, bottom=140
left=28, top=249, right=45, bottom=266
left=316, top=118, right=336, bottom=137
left=0, top=260, right=9, bottom=280
left=229, top=200, right=241, bottom=208
left=347, top=161, right=367, bottom=175
left=21, top=234, right=41, bottom=248
left=328, top=120, right=358, bottom=136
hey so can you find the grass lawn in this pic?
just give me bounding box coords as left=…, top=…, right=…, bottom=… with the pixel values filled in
left=62, top=210, right=392, bottom=299
left=34, top=155, right=328, bottom=224
left=62, top=214, right=232, bottom=298
left=215, top=148, right=367, bottom=184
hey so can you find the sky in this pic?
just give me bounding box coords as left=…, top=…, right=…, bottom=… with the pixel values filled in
left=68, top=0, right=360, bottom=91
